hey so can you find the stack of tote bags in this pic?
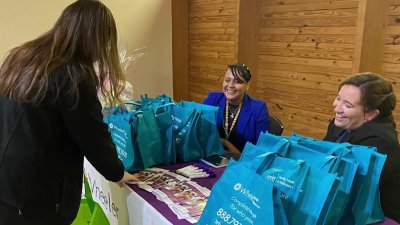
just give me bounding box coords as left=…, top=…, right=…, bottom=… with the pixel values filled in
left=198, top=132, right=386, bottom=225
left=103, top=94, right=225, bottom=171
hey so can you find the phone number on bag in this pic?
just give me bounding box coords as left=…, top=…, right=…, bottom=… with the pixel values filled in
left=215, top=208, right=243, bottom=225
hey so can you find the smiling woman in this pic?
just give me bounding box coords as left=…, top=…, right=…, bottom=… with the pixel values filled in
left=323, top=72, right=400, bottom=222
left=203, top=63, right=271, bottom=158
left=332, top=84, right=380, bottom=130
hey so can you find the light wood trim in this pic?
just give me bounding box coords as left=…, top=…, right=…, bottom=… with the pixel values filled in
left=172, top=0, right=188, bottom=101
left=238, top=0, right=258, bottom=95
left=352, top=0, right=389, bottom=74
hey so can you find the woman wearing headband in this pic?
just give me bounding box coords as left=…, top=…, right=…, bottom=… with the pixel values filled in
left=204, top=63, right=271, bottom=158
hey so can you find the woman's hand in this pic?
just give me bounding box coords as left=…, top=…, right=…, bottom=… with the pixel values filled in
left=221, top=138, right=241, bottom=160
left=115, top=171, right=140, bottom=187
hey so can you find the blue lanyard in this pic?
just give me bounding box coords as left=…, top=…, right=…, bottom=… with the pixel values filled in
left=336, top=130, right=349, bottom=143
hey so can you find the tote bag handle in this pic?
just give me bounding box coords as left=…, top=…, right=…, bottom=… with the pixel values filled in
left=255, top=152, right=305, bottom=175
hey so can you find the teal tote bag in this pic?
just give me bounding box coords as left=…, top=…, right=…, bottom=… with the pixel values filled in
left=179, top=101, right=224, bottom=157
left=172, top=105, right=204, bottom=162
left=134, top=110, right=164, bottom=169
left=197, top=160, right=286, bottom=225
left=103, top=105, right=144, bottom=171
left=287, top=133, right=387, bottom=225
left=153, top=104, right=175, bottom=165
left=256, top=152, right=337, bottom=225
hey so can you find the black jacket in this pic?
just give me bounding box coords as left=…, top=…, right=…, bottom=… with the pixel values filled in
left=324, top=117, right=400, bottom=222
left=0, top=67, right=124, bottom=224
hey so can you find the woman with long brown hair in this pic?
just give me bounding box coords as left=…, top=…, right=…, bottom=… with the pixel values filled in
left=0, top=1, right=138, bottom=224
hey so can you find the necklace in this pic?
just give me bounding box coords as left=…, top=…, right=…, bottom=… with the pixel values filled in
left=228, top=104, right=240, bottom=119
left=336, top=130, right=350, bottom=143
left=224, top=100, right=242, bottom=138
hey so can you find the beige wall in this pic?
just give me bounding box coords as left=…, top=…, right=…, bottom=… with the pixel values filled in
left=0, top=0, right=173, bottom=99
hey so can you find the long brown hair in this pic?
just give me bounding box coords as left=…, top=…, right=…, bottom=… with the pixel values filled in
left=0, top=0, right=124, bottom=107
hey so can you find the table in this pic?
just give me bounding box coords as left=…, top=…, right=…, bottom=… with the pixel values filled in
left=84, top=159, right=398, bottom=225
left=125, top=162, right=399, bottom=225
left=126, top=162, right=225, bottom=225
left=377, top=219, right=400, bottom=225
left=84, top=159, right=222, bottom=225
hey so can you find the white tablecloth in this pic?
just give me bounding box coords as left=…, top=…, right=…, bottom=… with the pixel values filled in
left=84, top=159, right=172, bottom=225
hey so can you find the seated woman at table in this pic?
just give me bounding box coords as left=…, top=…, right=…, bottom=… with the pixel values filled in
left=323, top=72, right=400, bottom=222
left=203, top=63, right=270, bottom=158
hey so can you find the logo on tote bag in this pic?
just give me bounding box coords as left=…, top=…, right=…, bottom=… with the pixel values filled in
left=233, top=183, right=260, bottom=209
